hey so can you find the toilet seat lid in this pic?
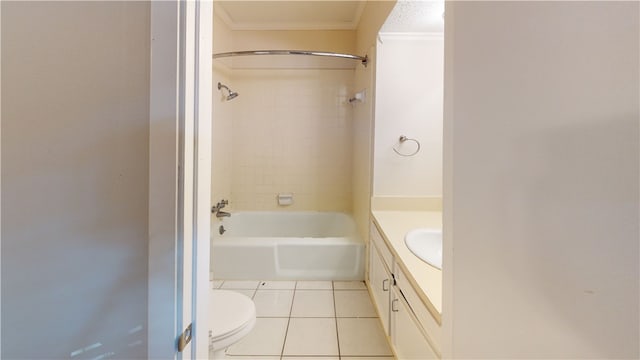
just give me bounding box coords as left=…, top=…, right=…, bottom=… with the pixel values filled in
left=210, top=290, right=256, bottom=339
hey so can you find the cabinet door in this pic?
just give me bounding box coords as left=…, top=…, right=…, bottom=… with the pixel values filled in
left=369, top=242, right=391, bottom=334
left=391, top=287, right=438, bottom=359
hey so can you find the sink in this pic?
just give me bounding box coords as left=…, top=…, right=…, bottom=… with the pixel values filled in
left=404, top=228, right=442, bottom=269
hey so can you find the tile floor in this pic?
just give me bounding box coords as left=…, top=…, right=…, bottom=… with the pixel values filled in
left=211, top=280, right=394, bottom=360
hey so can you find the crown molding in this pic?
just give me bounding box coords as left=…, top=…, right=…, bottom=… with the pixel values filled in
left=378, top=32, right=444, bottom=41
left=214, top=1, right=364, bottom=31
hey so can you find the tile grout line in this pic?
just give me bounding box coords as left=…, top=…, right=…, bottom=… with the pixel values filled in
left=221, top=280, right=386, bottom=359
left=279, top=280, right=297, bottom=359
left=259, top=316, right=378, bottom=319
left=332, top=281, right=342, bottom=360
left=250, top=281, right=259, bottom=299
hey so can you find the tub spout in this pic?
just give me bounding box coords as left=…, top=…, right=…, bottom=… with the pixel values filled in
left=216, top=210, right=231, bottom=218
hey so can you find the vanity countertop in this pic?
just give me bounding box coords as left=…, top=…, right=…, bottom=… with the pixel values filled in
left=371, top=210, right=442, bottom=321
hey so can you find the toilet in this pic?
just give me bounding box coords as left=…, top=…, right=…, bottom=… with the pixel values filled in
left=209, top=289, right=256, bottom=359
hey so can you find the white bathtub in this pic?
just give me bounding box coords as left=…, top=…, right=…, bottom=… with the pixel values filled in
left=211, top=212, right=364, bottom=280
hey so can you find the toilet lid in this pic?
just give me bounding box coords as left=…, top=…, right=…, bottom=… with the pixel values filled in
left=210, top=290, right=256, bottom=339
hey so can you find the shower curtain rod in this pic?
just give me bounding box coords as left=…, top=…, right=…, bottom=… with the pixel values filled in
left=212, top=50, right=368, bottom=67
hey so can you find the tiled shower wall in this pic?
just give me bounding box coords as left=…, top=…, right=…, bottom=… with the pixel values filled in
left=230, top=69, right=354, bottom=211
left=212, top=65, right=234, bottom=206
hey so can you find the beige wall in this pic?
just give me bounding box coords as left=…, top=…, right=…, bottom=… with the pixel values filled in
left=213, top=11, right=234, bottom=53
left=351, top=1, right=395, bottom=239
left=351, top=49, right=376, bottom=240
left=443, top=2, right=639, bottom=358
left=2, top=1, right=149, bottom=358
left=355, top=1, right=397, bottom=55
left=373, top=33, right=443, bottom=198
left=232, top=30, right=357, bottom=69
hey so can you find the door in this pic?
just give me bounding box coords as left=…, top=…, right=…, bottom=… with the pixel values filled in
left=181, top=1, right=213, bottom=358
left=149, top=1, right=212, bottom=359
left=0, top=1, right=211, bottom=358
left=2, top=2, right=152, bottom=358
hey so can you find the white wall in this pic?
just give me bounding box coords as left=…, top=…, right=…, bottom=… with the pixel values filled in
left=443, top=2, right=639, bottom=358
left=374, top=33, right=443, bottom=198
left=2, top=2, right=150, bottom=358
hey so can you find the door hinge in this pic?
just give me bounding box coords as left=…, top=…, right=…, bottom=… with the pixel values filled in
left=177, top=323, right=192, bottom=352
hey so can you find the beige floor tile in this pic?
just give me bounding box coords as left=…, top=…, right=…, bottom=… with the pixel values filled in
left=252, top=290, right=294, bottom=317
left=333, top=280, right=367, bottom=290
left=227, top=289, right=255, bottom=299
left=282, top=357, right=339, bottom=360
left=334, top=290, right=377, bottom=317
left=227, top=318, right=288, bottom=356
left=283, top=318, right=339, bottom=356
left=295, top=281, right=333, bottom=290
left=258, top=280, right=297, bottom=290
left=221, top=280, right=260, bottom=290
left=337, top=318, right=393, bottom=356
left=222, top=356, right=279, bottom=360
left=290, top=290, right=335, bottom=317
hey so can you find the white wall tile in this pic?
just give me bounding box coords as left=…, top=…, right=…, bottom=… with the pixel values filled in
left=229, top=69, right=354, bottom=211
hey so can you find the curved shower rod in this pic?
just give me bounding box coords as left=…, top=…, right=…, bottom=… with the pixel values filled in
left=212, top=50, right=368, bottom=67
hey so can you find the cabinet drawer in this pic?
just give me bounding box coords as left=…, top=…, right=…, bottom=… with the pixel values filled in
left=370, top=221, right=393, bottom=271
left=395, top=264, right=442, bottom=356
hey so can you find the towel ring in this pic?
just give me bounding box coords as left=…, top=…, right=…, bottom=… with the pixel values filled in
left=393, top=135, right=421, bottom=157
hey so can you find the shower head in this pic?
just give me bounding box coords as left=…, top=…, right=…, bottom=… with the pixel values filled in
left=226, top=90, right=238, bottom=100
left=218, top=82, right=239, bottom=101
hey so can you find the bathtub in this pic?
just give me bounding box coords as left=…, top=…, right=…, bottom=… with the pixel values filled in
left=211, top=212, right=364, bottom=280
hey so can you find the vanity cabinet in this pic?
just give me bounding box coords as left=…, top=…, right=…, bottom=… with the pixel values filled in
left=368, top=220, right=441, bottom=359
left=369, top=238, right=392, bottom=333
left=391, top=286, right=438, bottom=359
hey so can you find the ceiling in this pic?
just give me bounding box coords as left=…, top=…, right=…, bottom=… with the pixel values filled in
left=215, top=0, right=444, bottom=33
left=380, top=0, right=444, bottom=34
left=214, top=1, right=367, bottom=30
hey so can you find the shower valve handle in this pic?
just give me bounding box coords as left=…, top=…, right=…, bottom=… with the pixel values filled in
left=212, top=199, right=229, bottom=213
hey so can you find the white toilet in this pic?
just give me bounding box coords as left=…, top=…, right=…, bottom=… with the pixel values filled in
left=209, top=289, right=256, bottom=359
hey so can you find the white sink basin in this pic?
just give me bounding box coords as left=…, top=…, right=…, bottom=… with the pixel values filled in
left=404, top=228, right=442, bottom=269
